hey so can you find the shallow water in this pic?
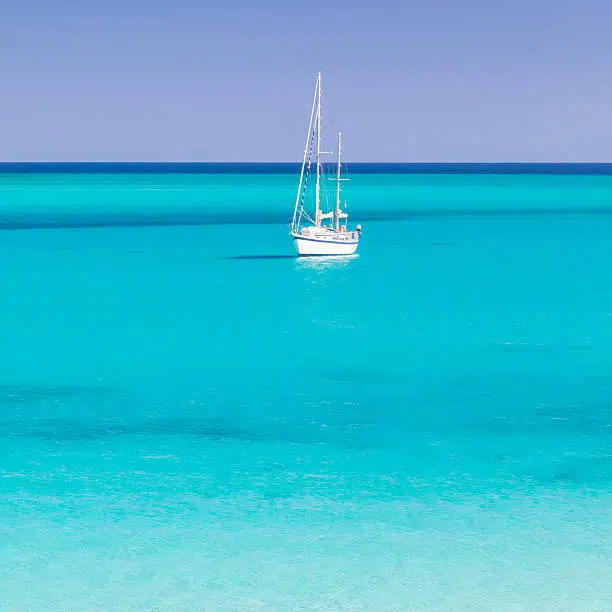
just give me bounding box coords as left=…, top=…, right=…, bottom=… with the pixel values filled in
left=0, top=170, right=611, bottom=610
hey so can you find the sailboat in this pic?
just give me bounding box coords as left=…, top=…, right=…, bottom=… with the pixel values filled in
left=290, top=72, right=361, bottom=256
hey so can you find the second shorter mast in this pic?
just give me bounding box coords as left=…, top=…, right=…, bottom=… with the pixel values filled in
left=335, top=132, right=342, bottom=231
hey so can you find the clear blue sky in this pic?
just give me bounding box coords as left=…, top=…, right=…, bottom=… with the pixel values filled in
left=1, top=0, right=611, bottom=162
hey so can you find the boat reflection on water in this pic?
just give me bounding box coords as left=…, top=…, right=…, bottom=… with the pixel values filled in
left=294, top=253, right=358, bottom=272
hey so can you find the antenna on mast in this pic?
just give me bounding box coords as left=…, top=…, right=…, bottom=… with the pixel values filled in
left=315, top=71, right=322, bottom=226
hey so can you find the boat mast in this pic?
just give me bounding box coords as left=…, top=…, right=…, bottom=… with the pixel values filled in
left=335, top=132, right=342, bottom=231
left=291, top=74, right=318, bottom=232
left=315, top=71, right=322, bottom=226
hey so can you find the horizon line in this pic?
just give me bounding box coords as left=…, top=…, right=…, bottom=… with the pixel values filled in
left=1, top=161, right=612, bottom=165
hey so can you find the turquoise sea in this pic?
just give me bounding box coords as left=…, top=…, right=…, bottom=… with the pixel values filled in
left=1, top=164, right=611, bottom=610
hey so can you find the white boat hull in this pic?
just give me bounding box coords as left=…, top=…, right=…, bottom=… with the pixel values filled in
left=292, top=232, right=359, bottom=256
